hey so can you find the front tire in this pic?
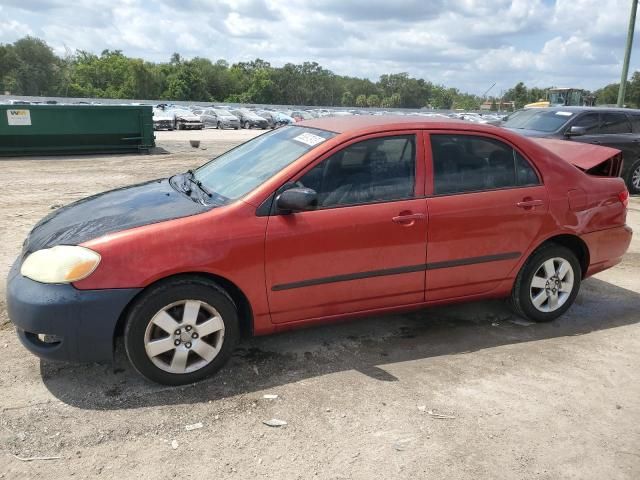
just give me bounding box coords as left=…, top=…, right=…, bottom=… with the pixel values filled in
left=244, top=121, right=250, bottom=129
left=627, top=158, right=640, bottom=195
left=124, top=277, right=239, bottom=385
left=217, top=121, right=222, bottom=129
left=511, top=244, right=581, bottom=322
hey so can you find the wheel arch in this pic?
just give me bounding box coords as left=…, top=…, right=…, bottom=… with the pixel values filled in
left=114, top=272, right=254, bottom=343
left=531, top=233, right=590, bottom=278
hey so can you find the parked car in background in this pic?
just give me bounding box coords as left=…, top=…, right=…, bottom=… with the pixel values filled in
left=274, top=111, right=295, bottom=125
left=169, top=109, right=204, bottom=130
left=503, top=107, right=640, bottom=194
left=153, top=108, right=175, bottom=130
left=290, top=110, right=314, bottom=122
left=7, top=117, right=632, bottom=385
left=230, top=108, right=268, bottom=129
left=197, top=108, right=240, bottom=129
left=256, top=110, right=286, bottom=128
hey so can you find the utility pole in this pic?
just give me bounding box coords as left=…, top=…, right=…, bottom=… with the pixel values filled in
left=618, top=0, right=638, bottom=107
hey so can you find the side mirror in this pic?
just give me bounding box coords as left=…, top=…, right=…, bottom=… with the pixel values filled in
left=566, top=126, right=587, bottom=137
left=276, top=187, right=318, bottom=213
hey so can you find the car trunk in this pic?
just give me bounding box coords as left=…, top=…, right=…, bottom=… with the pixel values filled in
left=531, top=138, right=624, bottom=177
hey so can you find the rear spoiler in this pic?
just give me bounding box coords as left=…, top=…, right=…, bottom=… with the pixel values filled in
left=530, top=138, right=623, bottom=177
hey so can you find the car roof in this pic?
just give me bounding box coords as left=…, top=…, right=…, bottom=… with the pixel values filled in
left=298, top=115, right=482, bottom=134
left=533, top=106, right=640, bottom=114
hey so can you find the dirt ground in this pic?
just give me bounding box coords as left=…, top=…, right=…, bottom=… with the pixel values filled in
left=0, top=129, right=639, bottom=480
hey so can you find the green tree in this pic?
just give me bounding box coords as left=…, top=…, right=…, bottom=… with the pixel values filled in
left=594, top=83, right=620, bottom=105
left=355, top=94, right=367, bottom=107
left=381, top=93, right=401, bottom=108
left=431, top=86, right=455, bottom=109
left=9, top=36, right=61, bottom=95
left=341, top=91, right=354, bottom=106
left=626, top=71, right=640, bottom=107
left=504, top=82, right=529, bottom=109
left=0, top=44, right=19, bottom=93
left=366, top=94, right=380, bottom=107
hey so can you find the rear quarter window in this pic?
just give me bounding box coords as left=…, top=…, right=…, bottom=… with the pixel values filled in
left=600, top=113, right=632, bottom=134
left=629, top=114, right=640, bottom=133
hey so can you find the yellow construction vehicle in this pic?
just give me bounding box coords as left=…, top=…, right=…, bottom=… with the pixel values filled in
left=525, top=88, right=595, bottom=108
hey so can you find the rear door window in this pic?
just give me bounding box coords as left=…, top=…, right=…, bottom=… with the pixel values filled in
left=601, top=113, right=632, bottom=134
left=431, top=134, right=540, bottom=195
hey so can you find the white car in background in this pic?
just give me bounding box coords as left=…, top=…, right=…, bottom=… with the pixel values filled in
left=152, top=108, right=175, bottom=130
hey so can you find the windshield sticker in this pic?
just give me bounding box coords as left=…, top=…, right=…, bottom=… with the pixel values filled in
left=555, top=111, right=573, bottom=116
left=293, top=132, right=326, bottom=147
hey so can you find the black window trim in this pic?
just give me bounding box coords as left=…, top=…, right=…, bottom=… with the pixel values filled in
left=256, top=129, right=546, bottom=217
left=428, top=132, right=543, bottom=198
left=263, top=131, right=422, bottom=215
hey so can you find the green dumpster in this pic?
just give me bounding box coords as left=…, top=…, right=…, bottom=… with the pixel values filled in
left=0, top=104, right=155, bottom=156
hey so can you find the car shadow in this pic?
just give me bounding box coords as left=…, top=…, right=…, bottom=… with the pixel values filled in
left=41, top=277, right=640, bottom=410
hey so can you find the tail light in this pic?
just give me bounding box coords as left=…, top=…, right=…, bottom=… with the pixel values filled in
left=618, top=189, right=629, bottom=208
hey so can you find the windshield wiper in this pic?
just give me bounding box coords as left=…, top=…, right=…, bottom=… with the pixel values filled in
left=185, top=169, right=213, bottom=199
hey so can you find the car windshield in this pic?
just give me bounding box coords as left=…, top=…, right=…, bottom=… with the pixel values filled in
left=194, top=126, right=336, bottom=201
left=503, top=109, right=574, bottom=132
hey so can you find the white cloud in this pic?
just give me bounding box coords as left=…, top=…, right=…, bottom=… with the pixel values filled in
left=0, top=0, right=638, bottom=94
left=0, top=19, right=33, bottom=39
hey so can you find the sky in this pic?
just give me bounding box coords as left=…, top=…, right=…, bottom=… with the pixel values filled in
left=1, top=0, right=639, bottom=95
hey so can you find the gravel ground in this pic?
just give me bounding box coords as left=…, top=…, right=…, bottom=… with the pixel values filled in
left=0, top=129, right=639, bottom=479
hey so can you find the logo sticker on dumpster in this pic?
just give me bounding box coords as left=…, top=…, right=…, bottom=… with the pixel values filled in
left=7, top=109, right=31, bottom=126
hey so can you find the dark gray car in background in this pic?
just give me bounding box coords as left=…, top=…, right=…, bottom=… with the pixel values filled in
left=503, top=107, right=640, bottom=194
left=230, top=108, right=268, bottom=129
left=196, top=108, right=240, bottom=129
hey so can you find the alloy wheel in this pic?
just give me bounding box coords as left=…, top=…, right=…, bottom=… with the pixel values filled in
left=143, top=299, right=225, bottom=374
left=529, top=257, right=575, bottom=312
left=632, top=164, right=640, bottom=190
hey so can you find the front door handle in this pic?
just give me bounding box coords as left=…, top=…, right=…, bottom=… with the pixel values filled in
left=516, top=199, right=544, bottom=209
left=392, top=213, right=426, bottom=225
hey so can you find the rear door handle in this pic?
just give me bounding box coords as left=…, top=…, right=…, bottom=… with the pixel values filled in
left=516, top=199, right=544, bottom=209
left=392, top=213, right=426, bottom=224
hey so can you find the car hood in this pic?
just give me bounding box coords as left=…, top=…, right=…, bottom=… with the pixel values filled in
left=504, top=127, right=553, bottom=138
left=175, top=112, right=200, bottom=120
left=23, top=179, right=211, bottom=254
left=222, top=115, right=238, bottom=120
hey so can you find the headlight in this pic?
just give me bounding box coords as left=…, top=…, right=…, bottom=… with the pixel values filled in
left=21, top=246, right=101, bottom=284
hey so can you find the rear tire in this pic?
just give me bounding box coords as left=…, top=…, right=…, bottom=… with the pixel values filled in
left=510, top=244, right=581, bottom=322
left=627, top=158, right=640, bottom=195
left=124, top=277, right=240, bottom=385
left=217, top=121, right=222, bottom=130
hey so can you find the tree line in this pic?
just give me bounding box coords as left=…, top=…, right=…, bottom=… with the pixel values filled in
left=2, top=36, right=640, bottom=110
left=501, top=79, right=640, bottom=109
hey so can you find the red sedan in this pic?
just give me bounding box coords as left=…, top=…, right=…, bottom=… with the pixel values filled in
left=7, top=117, right=632, bottom=384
